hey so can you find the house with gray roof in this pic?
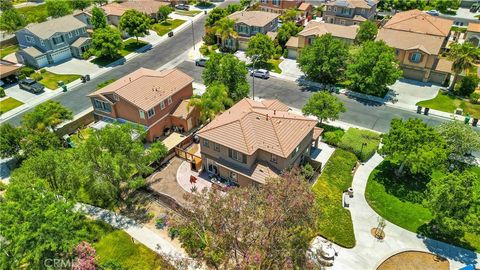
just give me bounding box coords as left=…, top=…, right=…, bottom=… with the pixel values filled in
left=15, top=15, right=90, bottom=68
left=323, top=0, right=378, bottom=26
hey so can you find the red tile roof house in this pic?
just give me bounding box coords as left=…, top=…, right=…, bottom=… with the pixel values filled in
left=196, top=98, right=323, bottom=187
left=87, top=68, right=200, bottom=142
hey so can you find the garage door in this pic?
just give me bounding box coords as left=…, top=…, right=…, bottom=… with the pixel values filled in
left=238, top=40, right=248, bottom=51
left=429, top=71, right=448, bottom=85
left=402, top=68, right=425, bottom=82
left=287, top=48, right=298, bottom=59
left=35, top=55, right=48, bottom=68
left=50, top=48, right=72, bottom=63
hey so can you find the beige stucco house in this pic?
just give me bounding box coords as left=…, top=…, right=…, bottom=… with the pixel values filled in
left=465, top=23, right=480, bottom=47
left=323, top=0, right=378, bottom=26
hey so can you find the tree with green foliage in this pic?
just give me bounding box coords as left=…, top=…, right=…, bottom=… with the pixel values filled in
left=0, top=123, right=23, bottom=158
left=240, top=0, right=251, bottom=7
left=346, top=40, right=402, bottom=97
left=298, top=33, right=349, bottom=84
left=91, top=27, right=124, bottom=59
left=45, top=0, right=73, bottom=18
left=380, top=118, right=448, bottom=176
left=119, top=10, right=151, bottom=43
left=246, top=33, right=275, bottom=65
left=202, top=53, right=249, bottom=102
left=355, top=20, right=378, bottom=44
left=91, top=6, right=107, bottom=29
left=0, top=8, right=25, bottom=33
left=277, top=21, right=301, bottom=48
left=213, top=17, right=237, bottom=50
left=447, top=42, right=480, bottom=91
left=157, top=5, right=173, bottom=22
left=302, top=91, right=346, bottom=124
left=21, top=100, right=73, bottom=131
left=435, top=0, right=460, bottom=13
left=378, top=0, right=427, bottom=11
left=456, top=74, right=480, bottom=96
left=72, top=0, right=92, bottom=11
left=226, top=3, right=242, bottom=14
left=426, top=170, right=480, bottom=236
left=0, top=0, right=13, bottom=11
left=436, top=121, right=480, bottom=161
left=94, top=0, right=108, bottom=5
left=280, top=8, right=298, bottom=22
left=19, top=130, right=63, bottom=159
left=205, top=7, right=226, bottom=27
left=189, top=82, right=233, bottom=123
left=0, top=180, right=86, bottom=269
left=173, top=170, right=315, bottom=269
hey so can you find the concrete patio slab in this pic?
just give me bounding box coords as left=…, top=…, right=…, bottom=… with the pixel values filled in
left=176, top=160, right=212, bottom=193
left=310, top=142, right=335, bottom=171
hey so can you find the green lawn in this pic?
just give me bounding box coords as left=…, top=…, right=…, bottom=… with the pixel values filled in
left=91, top=39, right=148, bottom=67
left=416, top=91, right=480, bottom=118
left=16, top=4, right=49, bottom=24
left=267, top=58, right=282, bottom=73
left=313, top=149, right=357, bottom=248
left=0, top=44, right=19, bottom=59
left=151, top=19, right=186, bottom=36
left=39, top=71, right=81, bottom=90
left=96, top=78, right=116, bottom=90
left=0, top=97, right=24, bottom=115
left=70, top=127, right=93, bottom=147
left=338, top=128, right=381, bottom=162
left=366, top=162, right=480, bottom=251
left=175, top=10, right=202, bottom=17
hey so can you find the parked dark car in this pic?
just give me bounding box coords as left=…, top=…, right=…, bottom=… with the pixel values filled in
left=19, top=78, right=45, bottom=93
left=195, top=58, right=208, bottom=67
left=175, top=4, right=189, bottom=10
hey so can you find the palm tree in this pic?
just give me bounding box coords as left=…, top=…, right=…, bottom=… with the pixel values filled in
left=189, top=82, right=233, bottom=123
left=447, top=42, right=480, bottom=91
left=213, top=18, right=238, bottom=50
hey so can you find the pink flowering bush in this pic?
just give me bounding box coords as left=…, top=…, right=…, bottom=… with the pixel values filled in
left=72, top=241, right=96, bottom=270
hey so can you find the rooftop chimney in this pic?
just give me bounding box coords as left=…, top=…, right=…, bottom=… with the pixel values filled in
left=274, top=110, right=276, bottom=115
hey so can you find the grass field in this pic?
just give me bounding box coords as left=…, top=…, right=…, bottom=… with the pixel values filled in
left=0, top=45, right=19, bottom=59
left=417, top=91, right=480, bottom=118
left=0, top=97, right=24, bottom=115
left=313, top=149, right=357, bottom=248
left=151, top=19, right=186, bottom=36
left=39, top=71, right=81, bottom=90
left=338, top=128, right=381, bottom=162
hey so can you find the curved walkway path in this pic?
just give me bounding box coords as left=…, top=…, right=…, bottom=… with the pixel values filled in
left=320, top=153, right=479, bottom=270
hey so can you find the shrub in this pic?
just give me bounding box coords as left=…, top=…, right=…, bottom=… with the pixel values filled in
left=282, top=48, right=288, bottom=58
left=301, top=163, right=315, bottom=180
left=19, top=66, right=35, bottom=78
left=0, top=87, right=5, bottom=98
left=203, top=29, right=216, bottom=45
left=211, top=44, right=218, bottom=50
left=338, top=128, right=381, bottom=161
left=30, top=72, right=43, bottom=81
left=199, top=44, right=210, bottom=56
left=322, top=129, right=345, bottom=146
left=0, top=181, right=7, bottom=191
left=470, top=92, right=480, bottom=104
left=39, top=68, right=46, bottom=73
left=456, top=74, right=479, bottom=97
left=272, top=53, right=281, bottom=60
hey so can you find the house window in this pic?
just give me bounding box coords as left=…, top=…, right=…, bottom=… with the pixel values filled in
left=25, top=35, right=34, bottom=43
left=291, top=146, right=300, bottom=158
left=270, top=154, right=277, bottom=163
left=75, top=29, right=79, bottom=36
left=167, top=96, right=172, bottom=105
left=328, top=6, right=331, bottom=11
left=40, top=40, right=45, bottom=47
left=52, top=35, right=64, bottom=45
left=139, top=110, right=145, bottom=119
left=410, top=52, right=422, bottom=63
left=160, top=101, right=165, bottom=110
left=272, top=0, right=280, bottom=5
left=229, top=149, right=246, bottom=163
left=261, top=0, right=267, bottom=3
left=68, top=32, right=73, bottom=38
left=113, top=93, right=119, bottom=101
left=230, top=171, right=237, bottom=180
left=333, top=7, right=337, bottom=12
left=214, top=143, right=220, bottom=151
left=203, top=139, right=209, bottom=148
left=93, top=99, right=112, bottom=113
left=147, top=108, right=156, bottom=118
left=395, top=49, right=400, bottom=55
left=340, top=20, right=345, bottom=25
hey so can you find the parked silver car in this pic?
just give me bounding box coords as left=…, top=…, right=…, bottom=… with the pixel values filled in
left=250, top=69, right=270, bottom=79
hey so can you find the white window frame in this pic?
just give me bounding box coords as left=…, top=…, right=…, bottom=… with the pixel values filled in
left=75, top=29, right=79, bottom=36
left=167, top=96, right=172, bottom=105
left=26, top=35, right=34, bottom=43
left=40, top=39, right=45, bottom=47
left=160, top=101, right=165, bottom=110
left=139, top=110, right=145, bottom=119
left=68, top=32, right=73, bottom=38
left=333, top=7, right=337, bottom=12
left=113, top=93, right=119, bottom=101
left=270, top=154, right=277, bottom=163
left=147, top=108, right=156, bottom=118
left=203, top=139, right=209, bottom=147
left=214, top=143, right=220, bottom=152
left=410, top=52, right=422, bottom=63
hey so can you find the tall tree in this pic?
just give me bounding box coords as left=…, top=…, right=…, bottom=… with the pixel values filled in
left=298, top=33, right=349, bottom=84
left=19, top=130, right=63, bottom=159
left=71, top=0, right=92, bottom=11
left=213, top=17, right=237, bottom=50
left=91, top=27, right=124, bottom=59
left=203, top=53, right=250, bottom=102
left=380, top=118, right=448, bottom=176
left=189, top=82, right=233, bottom=123
left=302, top=91, right=346, bottom=124
left=157, top=5, right=173, bottom=22
left=45, top=0, right=73, bottom=18
left=447, top=42, right=480, bottom=91
left=119, top=10, right=151, bottom=43
left=0, top=180, right=86, bottom=269
left=277, top=21, right=301, bottom=48
left=173, top=170, right=316, bottom=269
left=346, top=40, right=402, bottom=97
left=246, top=33, right=275, bottom=66
left=280, top=8, right=298, bottom=22
left=0, top=123, right=23, bottom=158
left=205, top=7, right=226, bottom=27
left=0, top=8, right=25, bottom=33
left=91, top=6, right=107, bottom=29
left=21, top=100, right=73, bottom=131
left=436, top=121, right=480, bottom=161
left=426, top=170, right=480, bottom=236
left=355, top=20, right=378, bottom=44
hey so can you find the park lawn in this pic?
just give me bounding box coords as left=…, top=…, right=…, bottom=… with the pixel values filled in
left=175, top=10, right=202, bottom=16
left=338, top=128, right=381, bottom=162
left=416, top=91, right=480, bottom=118
left=0, top=44, right=19, bottom=59
left=0, top=97, right=24, bottom=115
left=91, top=39, right=148, bottom=67
left=39, top=71, right=81, bottom=90
left=313, top=149, right=357, bottom=248
left=95, top=230, right=173, bottom=270
left=16, top=4, right=49, bottom=24
left=366, top=162, right=480, bottom=251
left=151, top=19, right=186, bottom=36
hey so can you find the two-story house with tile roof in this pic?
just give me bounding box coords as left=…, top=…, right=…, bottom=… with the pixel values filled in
left=87, top=68, right=200, bottom=142
left=221, top=11, right=279, bottom=51
left=465, top=23, right=480, bottom=47
left=376, top=9, right=453, bottom=84
left=323, top=0, right=377, bottom=26
left=197, top=98, right=323, bottom=187
left=15, top=15, right=90, bottom=68
left=258, top=0, right=304, bottom=14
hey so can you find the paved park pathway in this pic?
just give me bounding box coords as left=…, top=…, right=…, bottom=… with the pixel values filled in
left=317, top=153, right=479, bottom=270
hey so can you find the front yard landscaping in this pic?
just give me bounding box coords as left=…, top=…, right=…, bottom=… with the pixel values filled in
left=16, top=4, right=49, bottom=24
left=313, top=149, right=357, bottom=248
left=174, top=10, right=202, bottom=17
left=338, top=128, right=381, bottom=162
left=38, top=71, right=81, bottom=90
left=416, top=91, right=480, bottom=118
left=151, top=19, right=186, bottom=36
left=91, top=39, right=148, bottom=67
left=267, top=58, right=282, bottom=73
left=0, top=44, right=19, bottom=59
left=0, top=97, right=24, bottom=115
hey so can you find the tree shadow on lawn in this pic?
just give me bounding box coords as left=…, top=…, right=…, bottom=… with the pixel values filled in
left=119, top=190, right=156, bottom=224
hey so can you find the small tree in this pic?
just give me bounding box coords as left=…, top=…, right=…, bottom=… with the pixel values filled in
left=246, top=33, right=275, bottom=66
left=240, top=0, right=251, bottom=7
left=71, top=0, right=92, bottom=11
left=21, top=100, right=73, bottom=131
left=119, top=10, right=151, bottom=43
left=0, top=123, right=23, bottom=158
left=298, top=33, right=349, bottom=84
left=189, top=82, right=233, bottom=123
left=277, top=21, right=301, bottom=48
left=157, top=5, right=173, bottom=22
left=355, top=20, right=378, bottom=44
left=213, top=17, right=237, bottom=50
left=380, top=118, right=448, bottom=176
left=0, top=8, right=25, bottom=33
left=302, top=91, right=346, bottom=124
left=455, top=73, right=479, bottom=96
left=226, top=3, right=243, bottom=14
left=0, top=0, right=13, bottom=11
left=46, top=0, right=73, bottom=18
left=346, top=40, right=402, bottom=97
left=91, top=6, right=107, bottom=29
left=447, top=42, right=480, bottom=91
left=436, top=121, right=480, bottom=160
left=205, top=7, right=226, bottom=27
left=280, top=8, right=298, bottom=22
left=91, top=27, right=123, bottom=59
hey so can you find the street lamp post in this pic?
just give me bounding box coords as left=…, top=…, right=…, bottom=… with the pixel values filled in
left=191, top=20, right=195, bottom=50
left=251, top=55, right=259, bottom=100
left=360, top=142, right=367, bottom=161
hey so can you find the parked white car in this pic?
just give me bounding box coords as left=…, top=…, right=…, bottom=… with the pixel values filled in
left=250, top=69, right=270, bottom=79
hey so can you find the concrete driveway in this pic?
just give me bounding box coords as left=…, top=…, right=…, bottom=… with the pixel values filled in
left=389, top=79, right=441, bottom=105
left=45, top=58, right=103, bottom=75
left=279, top=58, right=303, bottom=78
left=3, top=84, right=45, bottom=103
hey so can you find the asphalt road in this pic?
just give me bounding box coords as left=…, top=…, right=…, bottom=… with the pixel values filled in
left=176, top=61, right=448, bottom=133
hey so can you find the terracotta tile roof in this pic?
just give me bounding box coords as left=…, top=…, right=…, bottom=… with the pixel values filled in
left=382, top=9, right=452, bottom=37
left=101, top=3, right=127, bottom=17
left=326, top=0, right=378, bottom=9
left=0, top=60, right=21, bottom=78
left=376, top=28, right=445, bottom=55
left=197, top=98, right=317, bottom=158
left=171, top=99, right=194, bottom=119
left=286, top=36, right=299, bottom=48
left=313, top=127, right=324, bottom=140
left=23, top=15, right=86, bottom=39
left=228, top=11, right=279, bottom=27
left=120, top=1, right=169, bottom=15
left=298, top=3, right=312, bottom=11
left=467, top=23, right=480, bottom=33
left=266, top=31, right=278, bottom=40
left=215, top=158, right=280, bottom=184
left=88, top=68, right=193, bottom=111
left=434, top=58, right=453, bottom=73
left=299, top=21, right=358, bottom=40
